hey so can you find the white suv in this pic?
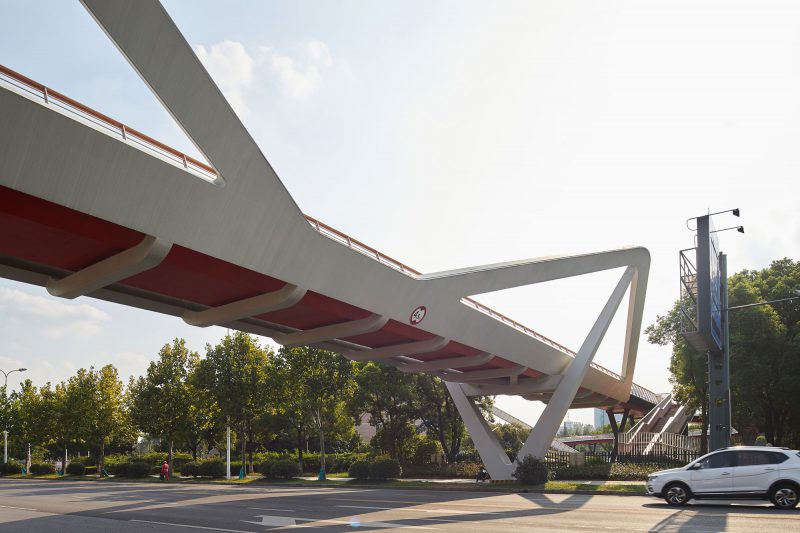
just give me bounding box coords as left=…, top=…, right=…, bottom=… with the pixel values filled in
left=647, top=447, right=800, bottom=509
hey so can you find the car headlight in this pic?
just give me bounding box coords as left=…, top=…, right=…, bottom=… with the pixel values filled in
left=647, top=475, right=658, bottom=481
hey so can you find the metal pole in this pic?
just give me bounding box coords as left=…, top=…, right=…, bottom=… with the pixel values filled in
left=226, top=421, right=231, bottom=480
left=720, top=253, right=731, bottom=447
left=3, top=430, right=7, bottom=464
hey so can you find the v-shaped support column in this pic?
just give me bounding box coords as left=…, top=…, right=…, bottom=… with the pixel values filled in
left=445, top=381, right=516, bottom=480
left=516, top=266, right=635, bottom=461
left=446, top=266, right=635, bottom=480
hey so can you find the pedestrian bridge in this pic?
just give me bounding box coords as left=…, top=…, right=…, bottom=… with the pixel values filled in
left=0, top=0, right=656, bottom=479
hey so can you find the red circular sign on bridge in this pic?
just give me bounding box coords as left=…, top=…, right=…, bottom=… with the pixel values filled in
left=409, top=305, right=427, bottom=325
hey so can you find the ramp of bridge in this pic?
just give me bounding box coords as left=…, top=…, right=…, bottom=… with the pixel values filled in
left=0, top=0, right=656, bottom=479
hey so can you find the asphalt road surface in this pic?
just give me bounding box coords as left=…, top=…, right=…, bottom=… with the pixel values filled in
left=0, top=479, right=798, bottom=532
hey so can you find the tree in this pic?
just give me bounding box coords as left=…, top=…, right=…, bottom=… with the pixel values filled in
left=349, top=362, right=419, bottom=462
left=646, top=298, right=709, bottom=453
left=129, top=339, right=196, bottom=476
left=199, top=332, right=270, bottom=475
left=271, top=346, right=354, bottom=475
left=84, top=365, right=127, bottom=471
left=647, top=258, right=800, bottom=450
left=12, top=380, right=46, bottom=471
left=0, top=385, right=15, bottom=461
left=178, top=362, right=221, bottom=461
left=413, top=374, right=492, bottom=463
left=727, top=259, right=800, bottom=447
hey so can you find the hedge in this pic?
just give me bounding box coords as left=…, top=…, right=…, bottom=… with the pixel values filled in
left=270, top=459, right=301, bottom=479
left=369, top=458, right=402, bottom=480
left=66, top=463, right=86, bottom=476
left=128, top=461, right=151, bottom=477
left=513, top=456, right=549, bottom=485
left=199, top=460, right=226, bottom=478
left=348, top=460, right=370, bottom=480
left=401, top=462, right=481, bottom=479
left=552, top=462, right=664, bottom=481
left=180, top=461, right=201, bottom=477
left=0, top=462, right=23, bottom=475
left=30, top=463, right=55, bottom=475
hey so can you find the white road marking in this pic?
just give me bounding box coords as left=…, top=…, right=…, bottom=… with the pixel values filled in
left=0, top=505, right=39, bottom=511
left=336, top=504, right=505, bottom=515
left=336, top=505, right=392, bottom=510
left=243, top=515, right=297, bottom=527
left=130, top=519, right=256, bottom=532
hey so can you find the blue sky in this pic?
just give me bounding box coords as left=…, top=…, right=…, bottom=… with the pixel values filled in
left=2, top=0, right=799, bottom=425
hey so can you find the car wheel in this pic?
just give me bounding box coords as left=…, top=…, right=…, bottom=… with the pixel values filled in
left=663, top=483, right=691, bottom=506
left=770, top=484, right=799, bottom=509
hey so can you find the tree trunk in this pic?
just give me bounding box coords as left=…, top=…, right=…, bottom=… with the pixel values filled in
left=26, top=442, right=31, bottom=473
left=98, top=437, right=105, bottom=473
left=63, top=445, right=68, bottom=474
left=700, top=399, right=709, bottom=454
left=297, top=428, right=304, bottom=464
left=168, top=432, right=174, bottom=478
left=318, top=412, right=326, bottom=475
left=241, top=425, right=246, bottom=478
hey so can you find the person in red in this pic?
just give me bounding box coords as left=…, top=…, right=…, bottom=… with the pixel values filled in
left=160, top=461, right=170, bottom=481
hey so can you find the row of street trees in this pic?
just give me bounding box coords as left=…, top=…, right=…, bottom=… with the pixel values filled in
left=647, top=258, right=800, bottom=450
left=1, top=332, right=485, bottom=474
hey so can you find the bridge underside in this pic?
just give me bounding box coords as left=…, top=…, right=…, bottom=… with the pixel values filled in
left=0, top=0, right=656, bottom=480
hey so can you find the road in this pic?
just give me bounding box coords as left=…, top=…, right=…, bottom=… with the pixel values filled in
left=0, top=479, right=798, bottom=532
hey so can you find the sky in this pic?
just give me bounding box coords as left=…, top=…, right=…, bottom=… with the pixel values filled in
left=1, top=0, right=799, bottom=427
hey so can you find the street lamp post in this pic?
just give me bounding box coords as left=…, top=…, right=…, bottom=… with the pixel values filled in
left=2, top=367, right=27, bottom=464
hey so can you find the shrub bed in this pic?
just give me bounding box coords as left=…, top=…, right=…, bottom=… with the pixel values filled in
left=270, top=459, right=301, bottom=480
left=348, top=460, right=370, bottom=480
left=29, top=463, right=55, bottom=475
left=199, top=460, right=226, bottom=478
left=127, top=461, right=151, bottom=477
left=401, top=462, right=481, bottom=479
left=66, top=462, right=86, bottom=476
left=513, top=456, right=549, bottom=485
left=553, top=462, right=663, bottom=481
left=0, top=462, right=23, bottom=475
left=181, top=461, right=201, bottom=478
left=369, top=458, right=402, bottom=480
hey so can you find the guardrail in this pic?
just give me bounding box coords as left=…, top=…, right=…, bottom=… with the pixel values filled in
left=0, top=63, right=659, bottom=405
left=0, top=64, right=218, bottom=181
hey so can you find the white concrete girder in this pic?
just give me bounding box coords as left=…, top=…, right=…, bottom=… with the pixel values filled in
left=397, top=352, right=493, bottom=373
left=273, top=313, right=388, bottom=347
left=46, top=235, right=171, bottom=299
left=182, top=284, right=306, bottom=327
left=459, top=374, right=562, bottom=396
left=441, top=365, right=526, bottom=383
left=344, top=336, right=449, bottom=362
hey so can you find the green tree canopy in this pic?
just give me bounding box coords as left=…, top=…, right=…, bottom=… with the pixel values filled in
left=129, top=339, right=197, bottom=474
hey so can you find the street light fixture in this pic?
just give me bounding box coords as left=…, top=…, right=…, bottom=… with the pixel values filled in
left=711, top=226, right=744, bottom=234
left=1, top=367, right=27, bottom=464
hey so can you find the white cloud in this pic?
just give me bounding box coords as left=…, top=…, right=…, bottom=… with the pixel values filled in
left=0, top=287, right=109, bottom=338
left=260, top=40, right=335, bottom=101
left=195, top=40, right=255, bottom=119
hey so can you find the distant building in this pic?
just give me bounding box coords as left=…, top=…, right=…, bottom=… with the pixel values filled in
left=593, top=408, right=623, bottom=429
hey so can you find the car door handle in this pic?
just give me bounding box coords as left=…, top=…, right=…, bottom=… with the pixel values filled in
left=721, top=472, right=731, bottom=475
left=765, top=468, right=775, bottom=471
